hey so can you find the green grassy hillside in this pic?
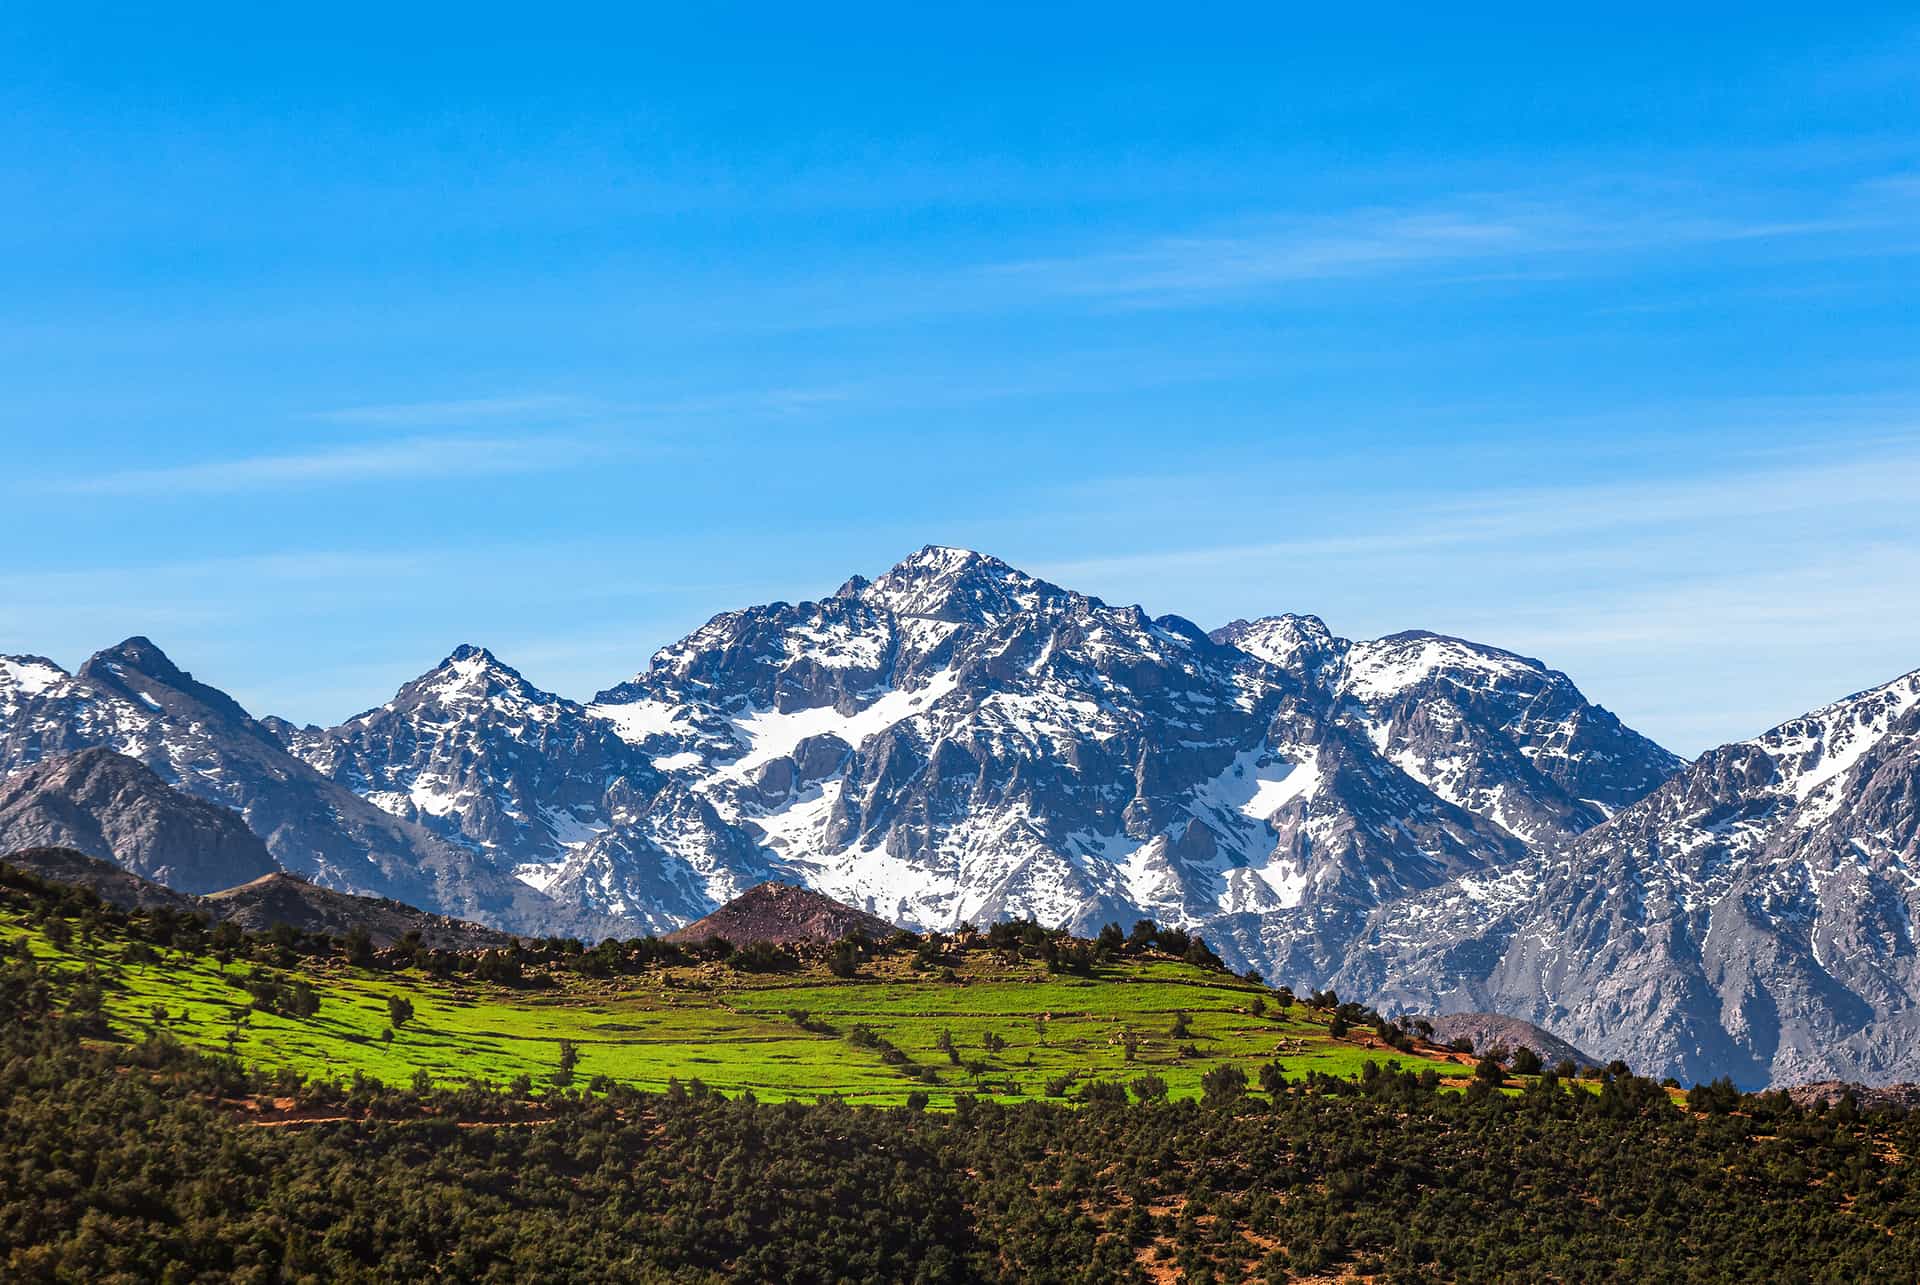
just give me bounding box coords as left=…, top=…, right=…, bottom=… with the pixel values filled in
left=2, top=868, right=1483, bottom=1106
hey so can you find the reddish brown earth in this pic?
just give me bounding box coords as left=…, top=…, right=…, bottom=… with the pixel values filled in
left=664, top=881, right=897, bottom=947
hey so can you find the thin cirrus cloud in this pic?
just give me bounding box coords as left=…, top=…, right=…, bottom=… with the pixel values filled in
left=1035, top=434, right=1920, bottom=583
left=308, top=394, right=591, bottom=427
left=44, top=433, right=597, bottom=497
left=983, top=185, right=1896, bottom=302
left=310, top=386, right=857, bottom=429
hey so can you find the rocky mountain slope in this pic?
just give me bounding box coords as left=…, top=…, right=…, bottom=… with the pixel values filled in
left=1420, top=1013, right=1597, bottom=1069
left=1336, top=667, right=1920, bottom=1087
left=0, top=748, right=279, bottom=894
left=0, top=641, right=600, bottom=936
left=202, top=872, right=517, bottom=949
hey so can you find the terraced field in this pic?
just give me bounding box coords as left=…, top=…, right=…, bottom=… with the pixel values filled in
left=4, top=904, right=1480, bottom=1105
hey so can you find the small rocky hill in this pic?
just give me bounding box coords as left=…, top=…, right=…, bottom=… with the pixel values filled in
left=1422, top=1013, right=1597, bottom=1067
left=666, top=882, right=896, bottom=946
left=2, top=846, right=201, bottom=912
left=202, top=872, right=516, bottom=950
left=2, top=848, right=516, bottom=950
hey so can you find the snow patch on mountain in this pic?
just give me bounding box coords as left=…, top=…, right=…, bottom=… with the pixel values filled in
left=1341, top=633, right=1542, bottom=701
left=723, top=668, right=960, bottom=775
left=590, top=698, right=699, bottom=746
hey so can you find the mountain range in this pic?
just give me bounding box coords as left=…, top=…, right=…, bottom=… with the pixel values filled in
left=3, top=544, right=1914, bottom=1087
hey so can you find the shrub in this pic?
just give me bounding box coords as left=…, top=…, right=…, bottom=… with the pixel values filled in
left=1202, top=1064, right=1248, bottom=1104
left=1130, top=1074, right=1169, bottom=1103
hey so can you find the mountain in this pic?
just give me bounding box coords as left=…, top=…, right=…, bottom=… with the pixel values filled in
left=549, top=546, right=1672, bottom=979
left=0, top=748, right=279, bottom=893
left=665, top=881, right=898, bottom=946
left=1336, top=667, right=1920, bottom=1087
left=1213, top=619, right=1683, bottom=842
left=2, top=845, right=202, bottom=913
left=0, top=639, right=600, bottom=937
left=0, top=845, right=516, bottom=949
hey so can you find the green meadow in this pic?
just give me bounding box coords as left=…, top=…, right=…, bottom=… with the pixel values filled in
left=4, top=904, right=1482, bottom=1106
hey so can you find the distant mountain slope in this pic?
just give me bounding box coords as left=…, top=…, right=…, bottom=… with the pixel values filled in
left=0, top=748, right=279, bottom=893
left=1336, top=666, right=1920, bottom=1087
left=0, top=639, right=601, bottom=937
left=665, top=881, right=897, bottom=946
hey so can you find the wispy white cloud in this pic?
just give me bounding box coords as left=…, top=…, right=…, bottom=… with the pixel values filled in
left=310, top=395, right=589, bottom=426
left=984, top=179, right=1905, bottom=302
left=1023, top=431, right=1920, bottom=755
left=309, top=386, right=861, bottom=431
left=43, top=433, right=597, bottom=497
left=1036, top=433, right=1920, bottom=584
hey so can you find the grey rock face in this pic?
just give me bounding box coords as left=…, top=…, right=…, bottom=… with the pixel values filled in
left=0, top=747, right=279, bottom=893
left=1337, top=668, right=1920, bottom=1087
left=0, top=639, right=595, bottom=936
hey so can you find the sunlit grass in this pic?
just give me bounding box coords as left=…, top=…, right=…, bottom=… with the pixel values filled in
left=7, top=909, right=1478, bottom=1106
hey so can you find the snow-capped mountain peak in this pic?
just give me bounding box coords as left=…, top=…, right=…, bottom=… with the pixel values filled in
left=1213, top=614, right=1343, bottom=670
left=855, top=544, right=1072, bottom=623
left=390, top=643, right=560, bottom=716
left=0, top=655, right=68, bottom=725
left=1749, top=667, right=1920, bottom=806
left=284, top=646, right=663, bottom=885
left=555, top=548, right=1673, bottom=966
left=1338, top=630, right=1546, bottom=702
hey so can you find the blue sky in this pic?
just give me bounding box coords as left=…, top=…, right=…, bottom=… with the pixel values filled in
left=2, top=5, right=1917, bottom=755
